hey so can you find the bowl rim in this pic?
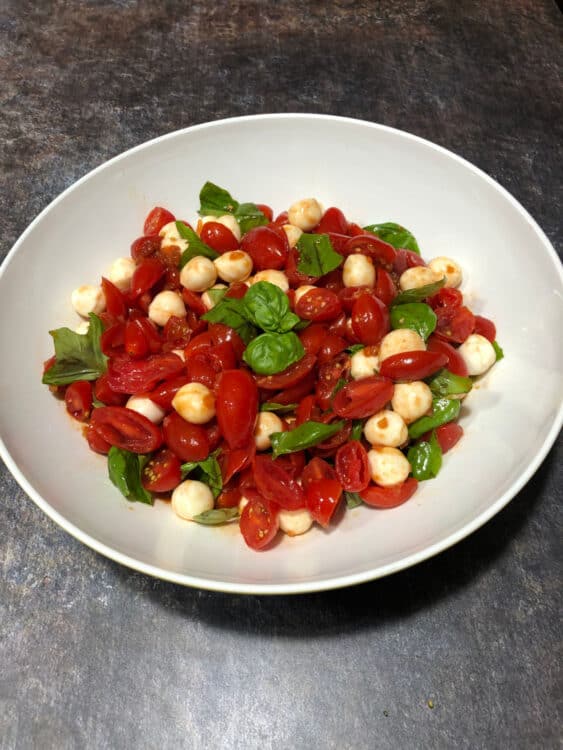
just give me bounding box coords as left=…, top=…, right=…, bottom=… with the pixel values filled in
left=1, top=112, right=562, bottom=595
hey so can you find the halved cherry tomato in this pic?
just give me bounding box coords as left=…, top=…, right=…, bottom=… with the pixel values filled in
left=200, top=221, right=239, bottom=253
left=85, top=421, right=112, bottom=454
left=225, top=282, right=249, bottom=300
left=295, top=395, right=319, bottom=426
left=332, top=376, right=393, bottom=419
left=255, top=354, right=317, bottom=390
left=253, top=455, right=306, bottom=510
left=101, top=277, right=128, bottom=320
left=94, top=373, right=128, bottom=406
left=320, top=268, right=344, bottom=293
left=315, top=207, right=348, bottom=235
left=273, top=451, right=306, bottom=479
left=125, top=319, right=149, bottom=359
left=301, top=456, right=337, bottom=488
left=335, top=441, right=370, bottom=492
left=65, top=381, right=92, bottom=422
left=129, top=257, right=166, bottom=299
left=305, top=478, right=342, bottom=527
left=315, top=352, right=350, bottom=410
left=241, top=226, right=288, bottom=270
left=162, top=412, right=209, bottom=462
left=107, top=352, right=185, bottom=394
left=435, top=306, right=475, bottom=344
left=239, top=492, right=279, bottom=550
left=90, top=406, right=163, bottom=453
left=220, top=441, right=256, bottom=484
left=162, top=315, right=191, bottom=349
left=285, top=247, right=317, bottom=286
left=270, top=369, right=316, bottom=405
left=142, top=448, right=182, bottom=492
left=143, top=206, right=175, bottom=236
left=427, top=336, right=468, bottom=377
left=351, top=294, right=390, bottom=345
left=317, top=334, right=347, bottom=365
left=434, top=422, right=463, bottom=453
left=256, top=204, right=273, bottom=222
left=393, top=249, right=426, bottom=274
left=147, top=375, right=190, bottom=411
left=360, top=478, right=418, bottom=508
left=344, top=234, right=396, bottom=266
left=474, top=315, right=496, bottom=342
left=130, top=235, right=161, bottom=262
left=375, top=268, right=397, bottom=306
left=298, top=323, right=328, bottom=355
left=207, top=323, right=246, bottom=361
left=216, top=483, right=242, bottom=509
left=338, top=286, right=372, bottom=313
left=379, top=350, right=448, bottom=380
left=100, top=322, right=126, bottom=357
left=181, top=288, right=207, bottom=316
left=216, top=370, right=258, bottom=449
left=295, top=288, right=342, bottom=322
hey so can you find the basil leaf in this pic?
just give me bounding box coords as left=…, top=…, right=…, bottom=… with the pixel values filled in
left=234, top=202, right=268, bottom=235
left=350, top=420, right=364, bottom=441
left=296, top=233, right=343, bottom=277
left=408, top=398, right=461, bottom=439
left=177, top=222, right=219, bottom=267
left=331, top=377, right=347, bottom=397
left=181, top=451, right=223, bottom=498
left=198, top=181, right=239, bottom=215
left=407, top=430, right=442, bottom=480
left=260, top=402, right=298, bottom=413
left=363, top=222, right=420, bottom=254
left=42, top=313, right=107, bottom=386
left=390, top=303, right=437, bottom=341
left=202, top=296, right=258, bottom=344
left=191, top=507, right=240, bottom=525
left=391, top=278, right=445, bottom=306
left=243, top=281, right=299, bottom=333
left=345, top=491, right=363, bottom=509
left=347, top=344, right=365, bottom=355
left=270, top=420, right=345, bottom=458
left=427, top=368, right=473, bottom=398
left=243, top=332, right=304, bottom=375
left=492, top=341, right=504, bottom=361
left=108, top=447, right=152, bottom=505
left=92, top=398, right=105, bottom=409
left=206, top=287, right=228, bottom=305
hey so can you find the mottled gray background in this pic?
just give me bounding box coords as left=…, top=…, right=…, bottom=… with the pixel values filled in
left=1, top=1, right=562, bottom=748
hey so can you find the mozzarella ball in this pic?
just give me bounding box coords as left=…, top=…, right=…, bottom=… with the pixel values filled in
left=254, top=411, right=283, bottom=451
left=364, top=410, right=408, bottom=447
left=379, top=329, right=426, bottom=362
left=367, top=447, right=411, bottom=487
left=201, top=284, right=227, bottom=310
left=428, top=256, right=463, bottom=288
left=126, top=396, right=166, bottom=424
left=160, top=220, right=188, bottom=252
left=172, top=382, right=216, bottom=424
left=282, top=223, right=303, bottom=248
left=294, top=285, right=316, bottom=305
left=279, top=508, right=314, bottom=536
left=148, top=290, right=186, bottom=327
left=391, top=381, right=433, bottom=424
left=71, top=285, right=106, bottom=318
left=172, top=480, right=214, bottom=521
left=342, top=254, right=376, bottom=288
left=214, top=250, right=253, bottom=283
left=399, top=266, right=441, bottom=291
left=252, top=269, right=289, bottom=292
left=201, top=214, right=241, bottom=243
left=180, top=255, right=217, bottom=292
left=107, top=257, right=136, bottom=292
left=287, top=198, right=323, bottom=231
left=75, top=320, right=90, bottom=335
left=350, top=347, right=380, bottom=380
left=457, top=334, right=496, bottom=376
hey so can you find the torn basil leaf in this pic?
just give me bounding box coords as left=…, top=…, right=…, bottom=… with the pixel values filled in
left=296, top=233, right=343, bottom=277
left=363, top=222, right=420, bottom=254
left=260, top=402, right=298, bottom=413
left=270, top=420, right=345, bottom=458
left=391, top=278, right=445, bottom=306
left=181, top=451, right=223, bottom=498
left=390, top=303, right=437, bottom=341
left=408, top=398, right=461, bottom=440
left=492, top=341, right=504, bottom=361
left=427, top=369, right=472, bottom=398
left=42, top=313, right=107, bottom=386
left=198, top=182, right=267, bottom=234
left=407, top=430, right=442, bottom=480
left=177, top=221, right=219, bottom=267
left=345, top=491, right=363, bottom=509
left=108, top=447, right=152, bottom=505
left=202, top=296, right=258, bottom=344
left=191, top=507, right=240, bottom=525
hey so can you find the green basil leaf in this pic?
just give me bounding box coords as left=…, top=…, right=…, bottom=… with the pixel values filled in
left=207, top=287, right=228, bottom=305
left=243, top=281, right=299, bottom=333
left=270, top=420, right=345, bottom=458
left=331, top=377, right=347, bottom=397
left=42, top=313, right=107, bottom=386
left=181, top=451, right=223, bottom=498
left=198, top=181, right=239, bottom=216
left=407, top=430, right=442, bottom=480
left=492, top=341, right=504, bottom=361
left=296, top=233, right=343, bottom=277
left=347, top=344, right=365, bottom=355
left=234, top=202, right=268, bottom=235
left=177, top=222, right=219, bottom=267
left=408, top=398, right=461, bottom=439
left=108, top=447, right=153, bottom=505
left=345, top=491, right=363, bottom=509
left=191, top=507, right=240, bottom=525
left=202, top=296, right=258, bottom=344
left=427, top=368, right=473, bottom=398
left=350, top=420, right=364, bottom=441
left=390, top=303, right=437, bottom=341
left=260, top=402, right=298, bottom=413
left=92, top=398, right=105, bottom=409
left=391, top=278, right=446, bottom=306
left=243, top=332, right=304, bottom=375
left=363, top=222, right=420, bottom=254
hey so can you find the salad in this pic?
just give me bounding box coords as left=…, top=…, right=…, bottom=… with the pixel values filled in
left=42, top=182, right=503, bottom=550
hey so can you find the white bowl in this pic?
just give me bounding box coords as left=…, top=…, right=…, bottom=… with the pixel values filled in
left=1, top=114, right=561, bottom=594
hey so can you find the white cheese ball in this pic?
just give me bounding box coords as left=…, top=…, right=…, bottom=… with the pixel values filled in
left=214, top=250, right=253, bottom=283
left=287, top=198, right=323, bottom=231
left=379, top=329, right=426, bottom=362
left=399, top=266, right=442, bottom=291
left=428, top=256, right=463, bottom=288
left=350, top=348, right=380, bottom=380
left=279, top=508, right=314, bottom=536
left=367, top=447, right=411, bottom=487
left=148, top=290, right=186, bottom=327
left=457, top=334, right=496, bottom=376
left=252, top=269, right=289, bottom=292
left=364, top=410, right=408, bottom=447
left=172, top=480, right=214, bottom=521
left=180, top=255, right=218, bottom=292
left=126, top=396, right=166, bottom=424
left=342, top=254, right=376, bottom=288
left=254, top=411, right=284, bottom=451
left=172, top=382, right=216, bottom=424
left=71, top=285, right=106, bottom=318
left=282, top=223, right=303, bottom=248
left=201, top=284, right=227, bottom=310
left=391, top=381, right=433, bottom=424
left=75, top=320, right=90, bottom=335
left=107, top=257, right=136, bottom=292
left=160, top=220, right=188, bottom=252
left=294, top=285, right=316, bottom=305
left=201, top=214, right=241, bottom=243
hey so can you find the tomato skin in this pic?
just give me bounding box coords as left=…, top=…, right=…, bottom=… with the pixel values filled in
left=393, top=249, right=426, bottom=274
left=434, top=422, right=463, bottom=453
left=147, top=375, right=190, bottom=410
left=130, top=235, right=161, bottom=262
left=142, top=448, right=182, bottom=492
left=360, top=478, right=418, bottom=508
left=299, top=323, right=328, bottom=356
left=220, top=441, right=256, bottom=484
left=474, top=315, right=497, bottom=343
left=317, top=334, right=347, bottom=365
left=253, top=455, right=306, bottom=510
left=435, top=306, right=475, bottom=344
left=256, top=204, right=273, bottom=222
left=144, top=207, right=175, bottom=236
left=332, top=376, right=393, bottom=419
left=427, top=336, right=468, bottom=377
left=273, top=451, right=306, bottom=480
left=338, top=286, right=373, bottom=313
left=107, top=352, right=185, bottom=394
left=100, top=322, right=126, bottom=357
left=129, top=257, right=166, bottom=299
left=239, top=493, right=279, bottom=550
left=94, top=373, right=128, bottom=406
left=351, top=294, right=390, bottom=345
left=241, top=226, right=288, bottom=270
left=90, top=406, right=163, bottom=453
left=162, top=316, right=191, bottom=350
left=301, top=456, right=337, bottom=488
left=344, top=234, right=396, bottom=266
left=216, top=484, right=242, bottom=509
left=270, top=369, right=316, bottom=405
left=295, top=288, right=342, bottom=322
left=315, top=207, right=348, bottom=235
left=379, top=350, right=448, bottom=381
left=124, top=319, right=149, bottom=359
left=216, top=370, right=258, bottom=449
left=315, top=352, right=350, bottom=410
left=200, top=221, right=239, bottom=253
left=305, top=478, right=343, bottom=527
left=65, top=381, right=93, bottom=422
left=162, top=412, right=209, bottom=462
left=313, top=419, right=352, bottom=458
left=295, top=395, right=318, bottom=426
left=101, top=277, right=128, bottom=320
left=285, top=247, right=317, bottom=287
left=375, top=268, right=397, bottom=306
left=335, top=441, right=370, bottom=492
left=182, top=288, right=206, bottom=316
left=255, top=354, right=317, bottom=390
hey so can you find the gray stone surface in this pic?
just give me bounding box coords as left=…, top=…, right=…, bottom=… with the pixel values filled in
left=0, top=1, right=561, bottom=748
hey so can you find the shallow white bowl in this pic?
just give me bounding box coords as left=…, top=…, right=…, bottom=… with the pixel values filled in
left=1, top=114, right=561, bottom=594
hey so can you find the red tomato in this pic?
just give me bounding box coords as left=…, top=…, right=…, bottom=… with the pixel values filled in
left=253, top=455, right=306, bottom=510
left=335, top=441, right=370, bottom=492
left=273, top=451, right=306, bottom=479
left=90, top=406, right=163, bottom=453
left=129, top=257, right=166, bottom=299
left=315, top=352, right=350, bottom=410
left=141, top=448, right=182, bottom=492
left=124, top=319, right=149, bottom=359
left=85, top=421, right=112, bottom=454
left=327, top=311, right=348, bottom=338
left=375, top=268, right=397, bottom=306
left=332, top=376, right=394, bottom=419
left=338, top=286, right=373, bottom=313
left=299, top=323, right=328, bottom=356
left=256, top=204, right=273, bottom=222
left=65, top=381, right=92, bottom=422
left=305, top=478, right=343, bottom=527
left=320, top=268, right=344, bottom=293
left=326, top=232, right=349, bottom=253
left=435, top=422, right=463, bottom=453
left=200, top=221, right=239, bottom=253
left=216, top=484, right=242, bottom=509
left=301, top=456, right=337, bottom=488
left=100, top=322, right=125, bottom=357
left=107, top=352, right=185, bottom=394
left=351, top=294, right=390, bottom=345
left=393, top=249, right=426, bottom=274
left=182, top=288, right=206, bottom=316
left=101, top=277, right=127, bottom=320
left=270, top=369, right=317, bottom=405
left=285, top=247, right=317, bottom=287
left=255, top=354, right=317, bottom=390
left=315, top=207, right=348, bottom=234
left=130, top=235, right=161, bottom=262
left=241, top=226, right=288, bottom=270
left=347, top=222, right=364, bottom=236
left=474, top=315, right=497, bottom=342
left=379, top=350, right=448, bottom=380
left=162, top=316, right=191, bottom=350
left=216, top=370, right=258, bottom=449
left=295, top=395, right=319, bottom=426
left=360, top=478, right=418, bottom=508
left=427, top=336, right=468, bottom=377
left=162, top=412, right=209, bottom=462
left=313, top=419, right=352, bottom=458
left=143, top=207, right=175, bottom=236
left=221, top=442, right=256, bottom=484
left=435, top=306, right=475, bottom=344
left=205, top=421, right=222, bottom=453
left=186, top=342, right=237, bottom=389
left=428, top=288, right=463, bottom=327
left=239, top=493, right=279, bottom=550
left=94, top=373, right=128, bottom=406
left=317, top=334, right=347, bottom=365
left=272, top=211, right=288, bottom=227
left=344, top=234, right=396, bottom=266
left=147, top=375, right=190, bottom=410
left=225, top=282, right=249, bottom=299
left=295, top=288, right=342, bottom=322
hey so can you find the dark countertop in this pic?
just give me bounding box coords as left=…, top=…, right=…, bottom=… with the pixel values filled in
left=1, top=2, right=561, bottom=748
